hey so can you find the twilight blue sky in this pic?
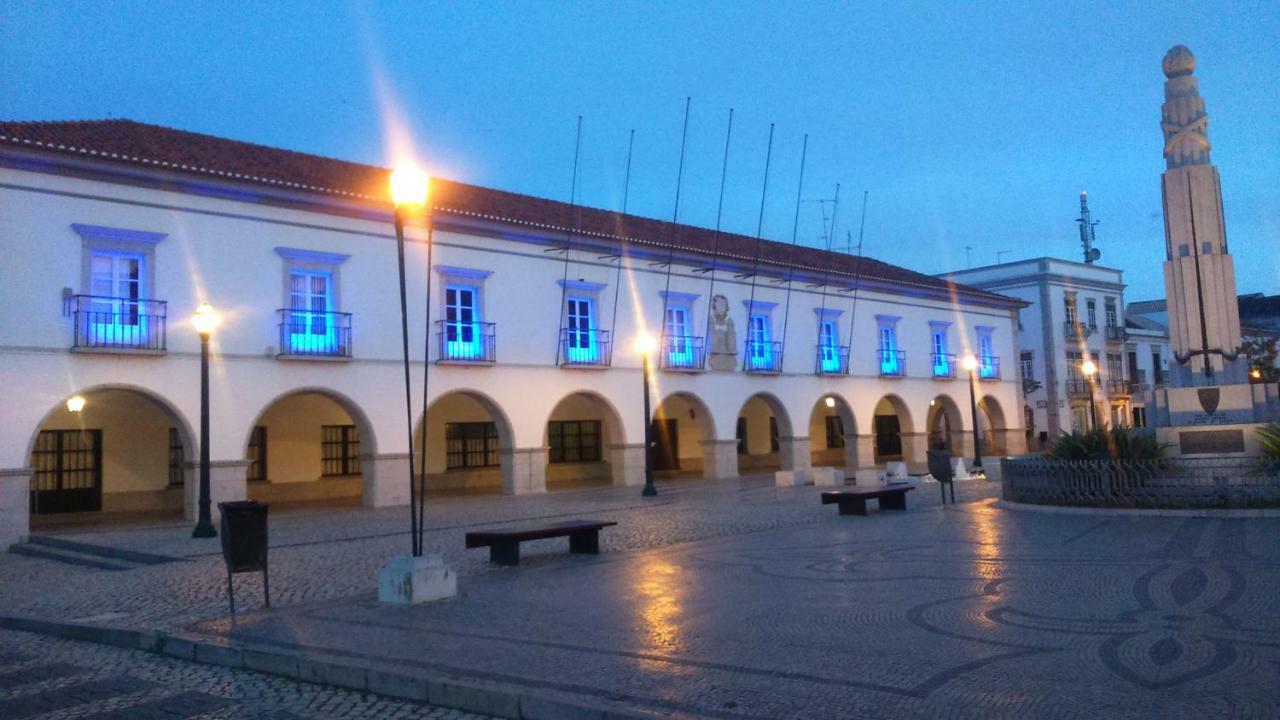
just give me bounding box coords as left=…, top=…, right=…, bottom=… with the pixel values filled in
left=3, top=1, right=1277, bottom=300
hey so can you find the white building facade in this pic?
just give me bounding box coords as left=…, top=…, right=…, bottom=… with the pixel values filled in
left=0, top=120, right=1027, bottom=546
left=941, top=258, right=1167, bottom=449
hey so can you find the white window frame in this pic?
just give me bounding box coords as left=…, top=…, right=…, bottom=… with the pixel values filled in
left=275, top=247, right=350, bottom=356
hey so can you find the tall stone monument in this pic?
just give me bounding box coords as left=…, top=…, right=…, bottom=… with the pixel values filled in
left=1159, top=44, right=1245, bottom=387
left=1151, top=45, right=1280, bottom=451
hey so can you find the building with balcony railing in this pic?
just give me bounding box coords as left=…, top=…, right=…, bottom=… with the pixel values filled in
left=978, top=356, right=1001, bottom=381
left=0, top=119, right=1028, bottom=546
left=931, top=353, right=956, bottom=379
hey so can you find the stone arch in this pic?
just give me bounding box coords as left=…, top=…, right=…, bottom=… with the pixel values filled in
left=542, top=390, right=629, bottom=489
left=736, top=392, right=795, bottom=474
left=415, top=388, right=519, bottom=495
left=978, top=395, right=1008, bottom=456
left=242, top=387, right=379, bottom=507
left=25, top=384, right=196, bottom=518
left=871, top=394, right=914, bottom=463
left=808, top=394, right=858, bottom=469
left=925, top=394, right=965, bottom=452
left=651, top=391, right=717, bottom=479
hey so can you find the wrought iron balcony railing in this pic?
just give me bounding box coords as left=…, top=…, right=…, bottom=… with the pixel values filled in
left=931, top=353, right=957, bottom=378
left=1065, top=378, right=1092, bottom=397
left=815, top=344, right=850, bottom=375
left=1064, top=321, right=1094, bottom=339
left=877, top=349, right=906, bottom=377
left=743, top=340, right=783, bottom=374
left=978, top=355, right=1001, bottom=380
left=436, top=320, right=496, bottom=363
left=558, top=328, right=612, bottom=368
left=1106, top=378, right=1133, bottom=396
left=658, top=334, right=705, bottom=371
left=278, top=309, right=352, bottom=358
left=68, top=294, right=167, bottom=352
left=1104, top=324, right=1127, bottom=343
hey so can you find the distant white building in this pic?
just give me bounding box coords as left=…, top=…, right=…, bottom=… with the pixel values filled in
left=0, top=120, right=1027, bottom=546
left=940, top=257, right=1167, bottom=448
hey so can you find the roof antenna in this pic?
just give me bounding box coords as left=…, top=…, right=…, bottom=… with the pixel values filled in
left=1077, top=191, right=1101, bottom=264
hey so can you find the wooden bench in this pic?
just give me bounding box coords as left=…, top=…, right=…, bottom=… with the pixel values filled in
left=821, top=483, right=914, bottom=516
left=465, top=520, right=617, bottom=566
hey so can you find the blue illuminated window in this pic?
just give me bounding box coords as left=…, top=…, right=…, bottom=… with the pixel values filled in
left=288, top=270, right=335, bottom=353
left=87, top=251, right=146, bottom=345
left=747, top=313, right=773, bottom=369
left=565, top=296, right=598, bottom=363
left=978, top=329, right=997, bottom=379
left=819, top=320, right=841, bottom=372
left=878, top=320, right=901, bottom=374
left=664, top=305, right=692, bottom=365
left=445, top=285, right=482, bottom=359
left=931, top=327, right=949, bottom=376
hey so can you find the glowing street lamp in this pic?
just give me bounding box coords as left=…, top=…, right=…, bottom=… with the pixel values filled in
left=191, top=302, right=220, bottom=538
left=635, top=332, right=658, bottom=497
left=824, top=396, right=836, bottom=409
left=391, top=162, right=432, bottom=556
left=66, top=395, right=86, bottom=413
left=961, top=354, right=983, bottom=469
left=1080, top=359, right=1099, bottom=430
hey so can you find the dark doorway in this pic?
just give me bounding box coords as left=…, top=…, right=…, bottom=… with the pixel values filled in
left=650, top=419, right=679, bottom=471
left=874, top=415, right=902, bottom=459
left=30, top=429, right=103, bottom=514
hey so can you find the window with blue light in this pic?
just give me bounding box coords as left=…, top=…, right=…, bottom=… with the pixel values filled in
left=664, top=305, right=692, bottom=364
left=878, top=319, right=901, bottom=374
left=564, top=296, right=598, bottom=363
left=931, top=326, right=949, bottom=376
left=747, top=313, right=773, bottom=369
left=977, top=328, right=997, bottom=378
left=88, top=250, right=145, bottom=345
left=288, top=269, right=334, bottom=353
left=819, top=319, right=841, bottom=372
left=445, top=285, right=482, bottom=359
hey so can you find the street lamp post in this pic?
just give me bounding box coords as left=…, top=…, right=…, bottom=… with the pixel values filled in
left=634, top=333, right=658, bottom=497
left=961, top=354, right=983, bottom=470
left=1081, top=359, right=1099, bottom=430
left=390, top=163, right=430, bottom=557
left=191, top=303, right=219, bottom=538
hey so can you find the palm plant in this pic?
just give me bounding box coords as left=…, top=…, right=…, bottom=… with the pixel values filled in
left=1049, top=425, right=1165, bottom=461
left=1258, top=422, right=1280, bottom=462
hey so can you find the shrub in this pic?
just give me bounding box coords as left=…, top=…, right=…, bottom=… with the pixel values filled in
left=1049, top=425, right=1165, bottom=461
left=1258, top=422, right=1280, bottom=462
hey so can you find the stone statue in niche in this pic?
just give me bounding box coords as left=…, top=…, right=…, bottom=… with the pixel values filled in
left=707, top=294, right=737, bottom=371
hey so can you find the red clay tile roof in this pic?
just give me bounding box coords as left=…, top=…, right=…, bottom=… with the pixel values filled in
left=0, top=119, right=1015, bottom=305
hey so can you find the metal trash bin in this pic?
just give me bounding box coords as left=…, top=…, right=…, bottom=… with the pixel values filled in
left=218, top=500, right=269, bottom=613
left=926, top=449, right=955, bottom=505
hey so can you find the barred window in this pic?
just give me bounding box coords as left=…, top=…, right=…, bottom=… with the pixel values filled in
left=321, top=425, right=361, bottom=476
left=446, top=422, right=499, bottom=469
left=824, top=415, right=845, bottom=449
left=247, top=426, right=267, bottom=482
left=548, top=420, right=602, bottom=463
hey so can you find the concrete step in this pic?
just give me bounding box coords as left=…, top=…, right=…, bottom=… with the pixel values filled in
left=8, top=543, right=134, bottom=571
left=25, top=535, right=182, bottom=566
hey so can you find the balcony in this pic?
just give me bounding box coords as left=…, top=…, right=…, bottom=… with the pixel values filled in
left=436, top=321, right=496, bottom=364
left=69, top=295, right=167, bottom=353
left=1063, top=321, right=1094, bottom=339
left=558, top=328, right=612, bottom=368
left=878, top=349, right=906, bottom=377
left=978, top=356, right=1001, bottom=381
left=931, top=353, right=957, bottom=379
left=1104, top=324, right=1127, bottom=343
left=277, top=309, right=352, bottom=358
left=815, top=344, right=850, bottom=375
left=744, top=341, right=783, bottom=374
left=1065, top=378, right=1092, bottom=397
left=1106, top=378, right=1133, bottom=396
left=658, top=334, right=705, bottom=372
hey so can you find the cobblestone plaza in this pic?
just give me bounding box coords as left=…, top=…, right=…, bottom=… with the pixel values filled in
left=2, top=477, right=1278, bottom=718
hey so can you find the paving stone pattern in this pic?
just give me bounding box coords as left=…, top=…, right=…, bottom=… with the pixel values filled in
left=0, top=628, right=493, bottom=719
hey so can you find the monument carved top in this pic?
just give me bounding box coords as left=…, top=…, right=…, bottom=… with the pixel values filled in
left=1161, top=45, right=1211, bottom=169
left=1162, top=45, right=1196, bottom=78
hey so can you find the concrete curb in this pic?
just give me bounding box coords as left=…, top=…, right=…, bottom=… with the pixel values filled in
left=0, top=615, right=663, bottom=720
left=997, top=499, right=1280, bottom=518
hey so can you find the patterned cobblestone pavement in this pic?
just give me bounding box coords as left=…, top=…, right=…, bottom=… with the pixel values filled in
left=0, top=628, right=492, bottom=719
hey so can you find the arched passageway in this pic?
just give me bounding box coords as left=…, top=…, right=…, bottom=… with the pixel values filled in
left=244, top=389, right=376, bottom=509
left=872, top=395, right=913, bottom=464
left=926, top=395, right=965, bottom=453
left=26, top=387, right=193, bottom=520
left=650, top=392, right=715, bottom=479
left=543, top=391, right=626, bottom=490
left=808, top=394, right=857, bottom=469
left=736, top=393, right=794, bottom=475
left=978, top=395, right=1008, bottom=456
left=415, top=390, right=515, bottom=496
